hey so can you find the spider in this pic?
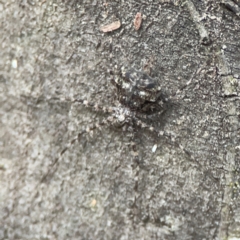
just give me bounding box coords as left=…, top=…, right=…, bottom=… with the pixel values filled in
left=39, top=66, right=198, bottom=184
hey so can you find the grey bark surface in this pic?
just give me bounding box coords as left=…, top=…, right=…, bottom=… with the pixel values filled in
left=0, top=0, right=240, bottom=239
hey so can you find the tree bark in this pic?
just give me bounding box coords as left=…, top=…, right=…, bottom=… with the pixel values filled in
left=0, top=0, right=239, bottom=239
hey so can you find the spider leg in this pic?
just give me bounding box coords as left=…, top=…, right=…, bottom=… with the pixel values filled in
left=127, top=131, right=141, bottom=216
left=39, top=118, right=113, bottom=184
left=134, top=118, right=199, bottom=165
left=61, top=97, right=115, bottom=114
left=22, top=94, right=116, bottom=114
left=130, top=140, right=140, bottom=193
left=130, top=135, right=140, bottom=164
left=135, top=108, right=166, bottom=121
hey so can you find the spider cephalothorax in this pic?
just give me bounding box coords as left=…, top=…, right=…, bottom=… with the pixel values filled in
left=111, top=104, right=133, bottom=125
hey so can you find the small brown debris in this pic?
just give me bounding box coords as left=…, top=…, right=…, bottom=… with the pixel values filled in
left=134, top=12, right=142, bottom=30
left=40, top=0, right=46, bottom=6
left=100, top=20, right=121, bottom=33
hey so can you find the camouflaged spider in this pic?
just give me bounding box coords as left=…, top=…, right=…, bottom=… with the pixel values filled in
left=40, top=66, right=194, bottom=183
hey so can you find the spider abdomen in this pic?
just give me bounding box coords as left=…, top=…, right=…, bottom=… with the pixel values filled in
left=114, top=67, right=166, bottom=113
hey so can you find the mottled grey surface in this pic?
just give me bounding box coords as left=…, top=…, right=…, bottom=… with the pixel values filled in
left=0, top=0, right=240, bottom=239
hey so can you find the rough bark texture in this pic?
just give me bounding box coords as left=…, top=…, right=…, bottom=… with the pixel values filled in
left=0, top=0, right=240, bottom=239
